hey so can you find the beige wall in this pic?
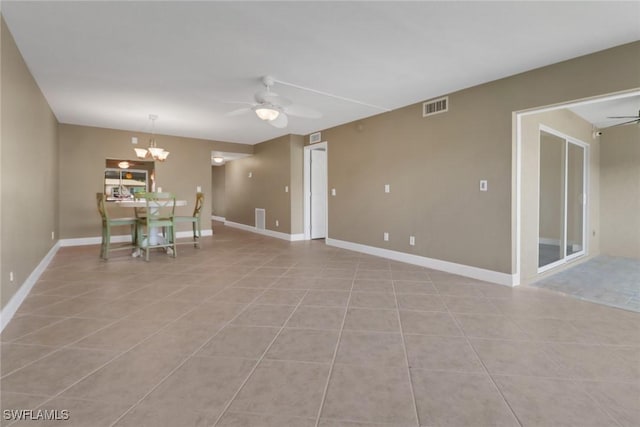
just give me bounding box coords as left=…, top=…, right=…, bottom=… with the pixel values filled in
left=1, top=18, right=59, bottom=308
left=318, top=42, right=638, bottom=275
left=57, top=124, right=251, bottom=239
left=224, top=134, right=304, bottom=235
left=600, top=125, right=640, bottom=259
left=521, top=109, right=599, bottom=284
left=211, top=165, right=226, bottom=218
left=289, top=135, right=305, bottom=235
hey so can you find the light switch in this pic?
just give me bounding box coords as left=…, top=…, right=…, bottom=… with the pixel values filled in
left=331, top=188, right=336, bottom=196
left=248, top=172, right=253, bottom=178
left=409, top=236, right=415, bottom=246
left=480, top=180, right=488, bottom=192
left=131, top=137, right=138, bottom=145
left=285, top=186, right=289, bottom=193
left=196, top=186, right=202, bottom=193
left=385, top=184, right=390, bottom=193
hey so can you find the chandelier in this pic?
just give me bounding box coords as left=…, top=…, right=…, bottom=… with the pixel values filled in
left=134, top=114, right=169, bottom=162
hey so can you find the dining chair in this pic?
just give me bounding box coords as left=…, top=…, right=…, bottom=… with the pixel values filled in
left=96, top=193, right=138, bottom=259
left=136, top=192, right=177, bottom=261
left=174, top=192, right=204, bottom=248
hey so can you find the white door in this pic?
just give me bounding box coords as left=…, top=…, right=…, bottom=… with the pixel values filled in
left=310, top=149, right=327, bottom=239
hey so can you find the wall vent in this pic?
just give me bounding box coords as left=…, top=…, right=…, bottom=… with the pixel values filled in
left=422, top=96, right=448, bottom=117
left=309, top=132, right=322, bottom=144
left=255, top=208, right=266, bottom=231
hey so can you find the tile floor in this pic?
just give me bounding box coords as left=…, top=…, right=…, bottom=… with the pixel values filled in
left=533, top=255, right=640, bottom=312
left=1, top=223, right=638, bottom=426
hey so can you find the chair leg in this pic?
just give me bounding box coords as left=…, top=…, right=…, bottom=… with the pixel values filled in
left=104, top=224, right=111, bottom=260
left=171, top=225, right=177, bottom=258
left=100, top=225, right=106, bottom=259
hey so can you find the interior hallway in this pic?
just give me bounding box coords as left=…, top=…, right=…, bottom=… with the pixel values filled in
left=1, top=223, right=638, bottom=426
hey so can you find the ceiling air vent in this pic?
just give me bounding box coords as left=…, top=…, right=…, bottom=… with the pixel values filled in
left=422, top=96, right=448, bottom=117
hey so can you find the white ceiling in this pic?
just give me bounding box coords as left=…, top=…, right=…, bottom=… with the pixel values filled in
left=569, top=94, right=640, bottom=129
left=3, top=1, right=639, bottom=145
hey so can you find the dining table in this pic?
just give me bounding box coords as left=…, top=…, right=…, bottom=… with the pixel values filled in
left=115, top=198, right=187, bottom=257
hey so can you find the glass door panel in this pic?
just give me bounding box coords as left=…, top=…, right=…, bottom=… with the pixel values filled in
left=566, top=142, right=585, bottom=257
left=539, top=131, right=566, bottom=268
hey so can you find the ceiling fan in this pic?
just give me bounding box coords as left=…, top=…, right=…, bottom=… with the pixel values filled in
left=225, top=76, right=322, bottom=128
left=604, top=109, right=640, bottom=128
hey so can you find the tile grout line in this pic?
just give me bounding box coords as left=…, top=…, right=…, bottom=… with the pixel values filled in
left=391, top=278, right=422, bottom=427
left=211, top=266, right=317, bottom=426
left=447, top=307, right=524, bottom=427
left=3, top=266, right=259, bottom=427
left=312, top=269, right=357, bottom=427
left=105, top=257, right=285, bottom=427
left=4, top=259, right=260, bottom=427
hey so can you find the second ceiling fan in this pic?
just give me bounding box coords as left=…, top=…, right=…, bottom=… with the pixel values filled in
left=226, top=76, right=322, bottom=128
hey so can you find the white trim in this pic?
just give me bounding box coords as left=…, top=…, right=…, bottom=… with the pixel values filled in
left=212, top=215, right=226, bottom=222
left=224, top=220, right=304, bottom=242
left=514, top=89, right=638, bottom=286
left=59, top=229, right=214, bottom=247
left=304, top=141, right=328, bottom=240
left=326, top=238, right=516, bottom=287
left=1, top=242, right=61, bottom=332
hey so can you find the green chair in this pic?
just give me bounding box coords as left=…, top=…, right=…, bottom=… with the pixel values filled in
left=136, top=192, right=177, bottom=261
left=174, top=192, right=204, bottom=248
left=96, top=193, right=137, bottom=259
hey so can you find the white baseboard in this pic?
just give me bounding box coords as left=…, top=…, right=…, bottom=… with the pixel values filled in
left=224, top=220, right=305, bottom=242
left=59, top=229, right=214, bottom=247
left=1, top=241, right=61, bottom=332
left=212, top=215, right=225, bottom=222
left=326, top=238, right=516, bottom=287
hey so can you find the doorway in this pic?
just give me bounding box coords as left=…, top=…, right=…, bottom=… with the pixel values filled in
left=304, top=142, right=328, bottom=240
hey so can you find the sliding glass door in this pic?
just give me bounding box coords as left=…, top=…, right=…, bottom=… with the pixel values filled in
left=538, top=127, right=587, bottom=272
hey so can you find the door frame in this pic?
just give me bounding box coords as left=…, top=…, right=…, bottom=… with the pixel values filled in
left=303, top=141, right=328, bottom=241
left=513, top=89, right=640, bottom=285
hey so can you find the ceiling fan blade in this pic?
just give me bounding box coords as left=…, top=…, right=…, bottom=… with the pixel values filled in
left=224, top=107, right=252, bottom=117
left=269, top=113, right=288, bottom=128
left=603, top=118, right=640, bottom=128
left=607, top=116, right=640, bottom=119
left=283, top=104, right=322, bottom=119
left=255, top=90, right=292, bottom=107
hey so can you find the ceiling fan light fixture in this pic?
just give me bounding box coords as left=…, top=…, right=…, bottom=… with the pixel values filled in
left=212, top=156, right=224, bottom=164
left=134, top=148, right=148, bottom=159
left=254, top=106, right=280, bottom=121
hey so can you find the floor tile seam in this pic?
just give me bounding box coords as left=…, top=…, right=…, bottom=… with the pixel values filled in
left=105, top=289, right=276, bottom=426
left=484, top=371, right=638, bottom=383
left=391, top=278, right=423, bottom=427
left=0, top=316, right=71, bottom=345
left=6, top=261, right=266, bottom=417
left=209, top=285, right=314, bottom=426
left=446, top=304, right=524, bottom=427
left=94, top=261, right=288, bottom=427
left=312, top=268, right=357, bottom=427
left=466, top=335, right=640, bottom=348
left=0, top=312, right=139, bottom=379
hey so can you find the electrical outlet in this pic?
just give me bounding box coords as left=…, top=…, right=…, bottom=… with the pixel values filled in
left=385, top=184, right=390, bottom=193
left=196, top=186, right=202, bottom=193
left=131, top=137, right=138, bottom=145
left=409, top=236, right=415, bottom=246
left=275, top=220, right=279, bottom=227
left=383, top=232, right=389, bottom=241
left=9, top=271, right=14, bottom=282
